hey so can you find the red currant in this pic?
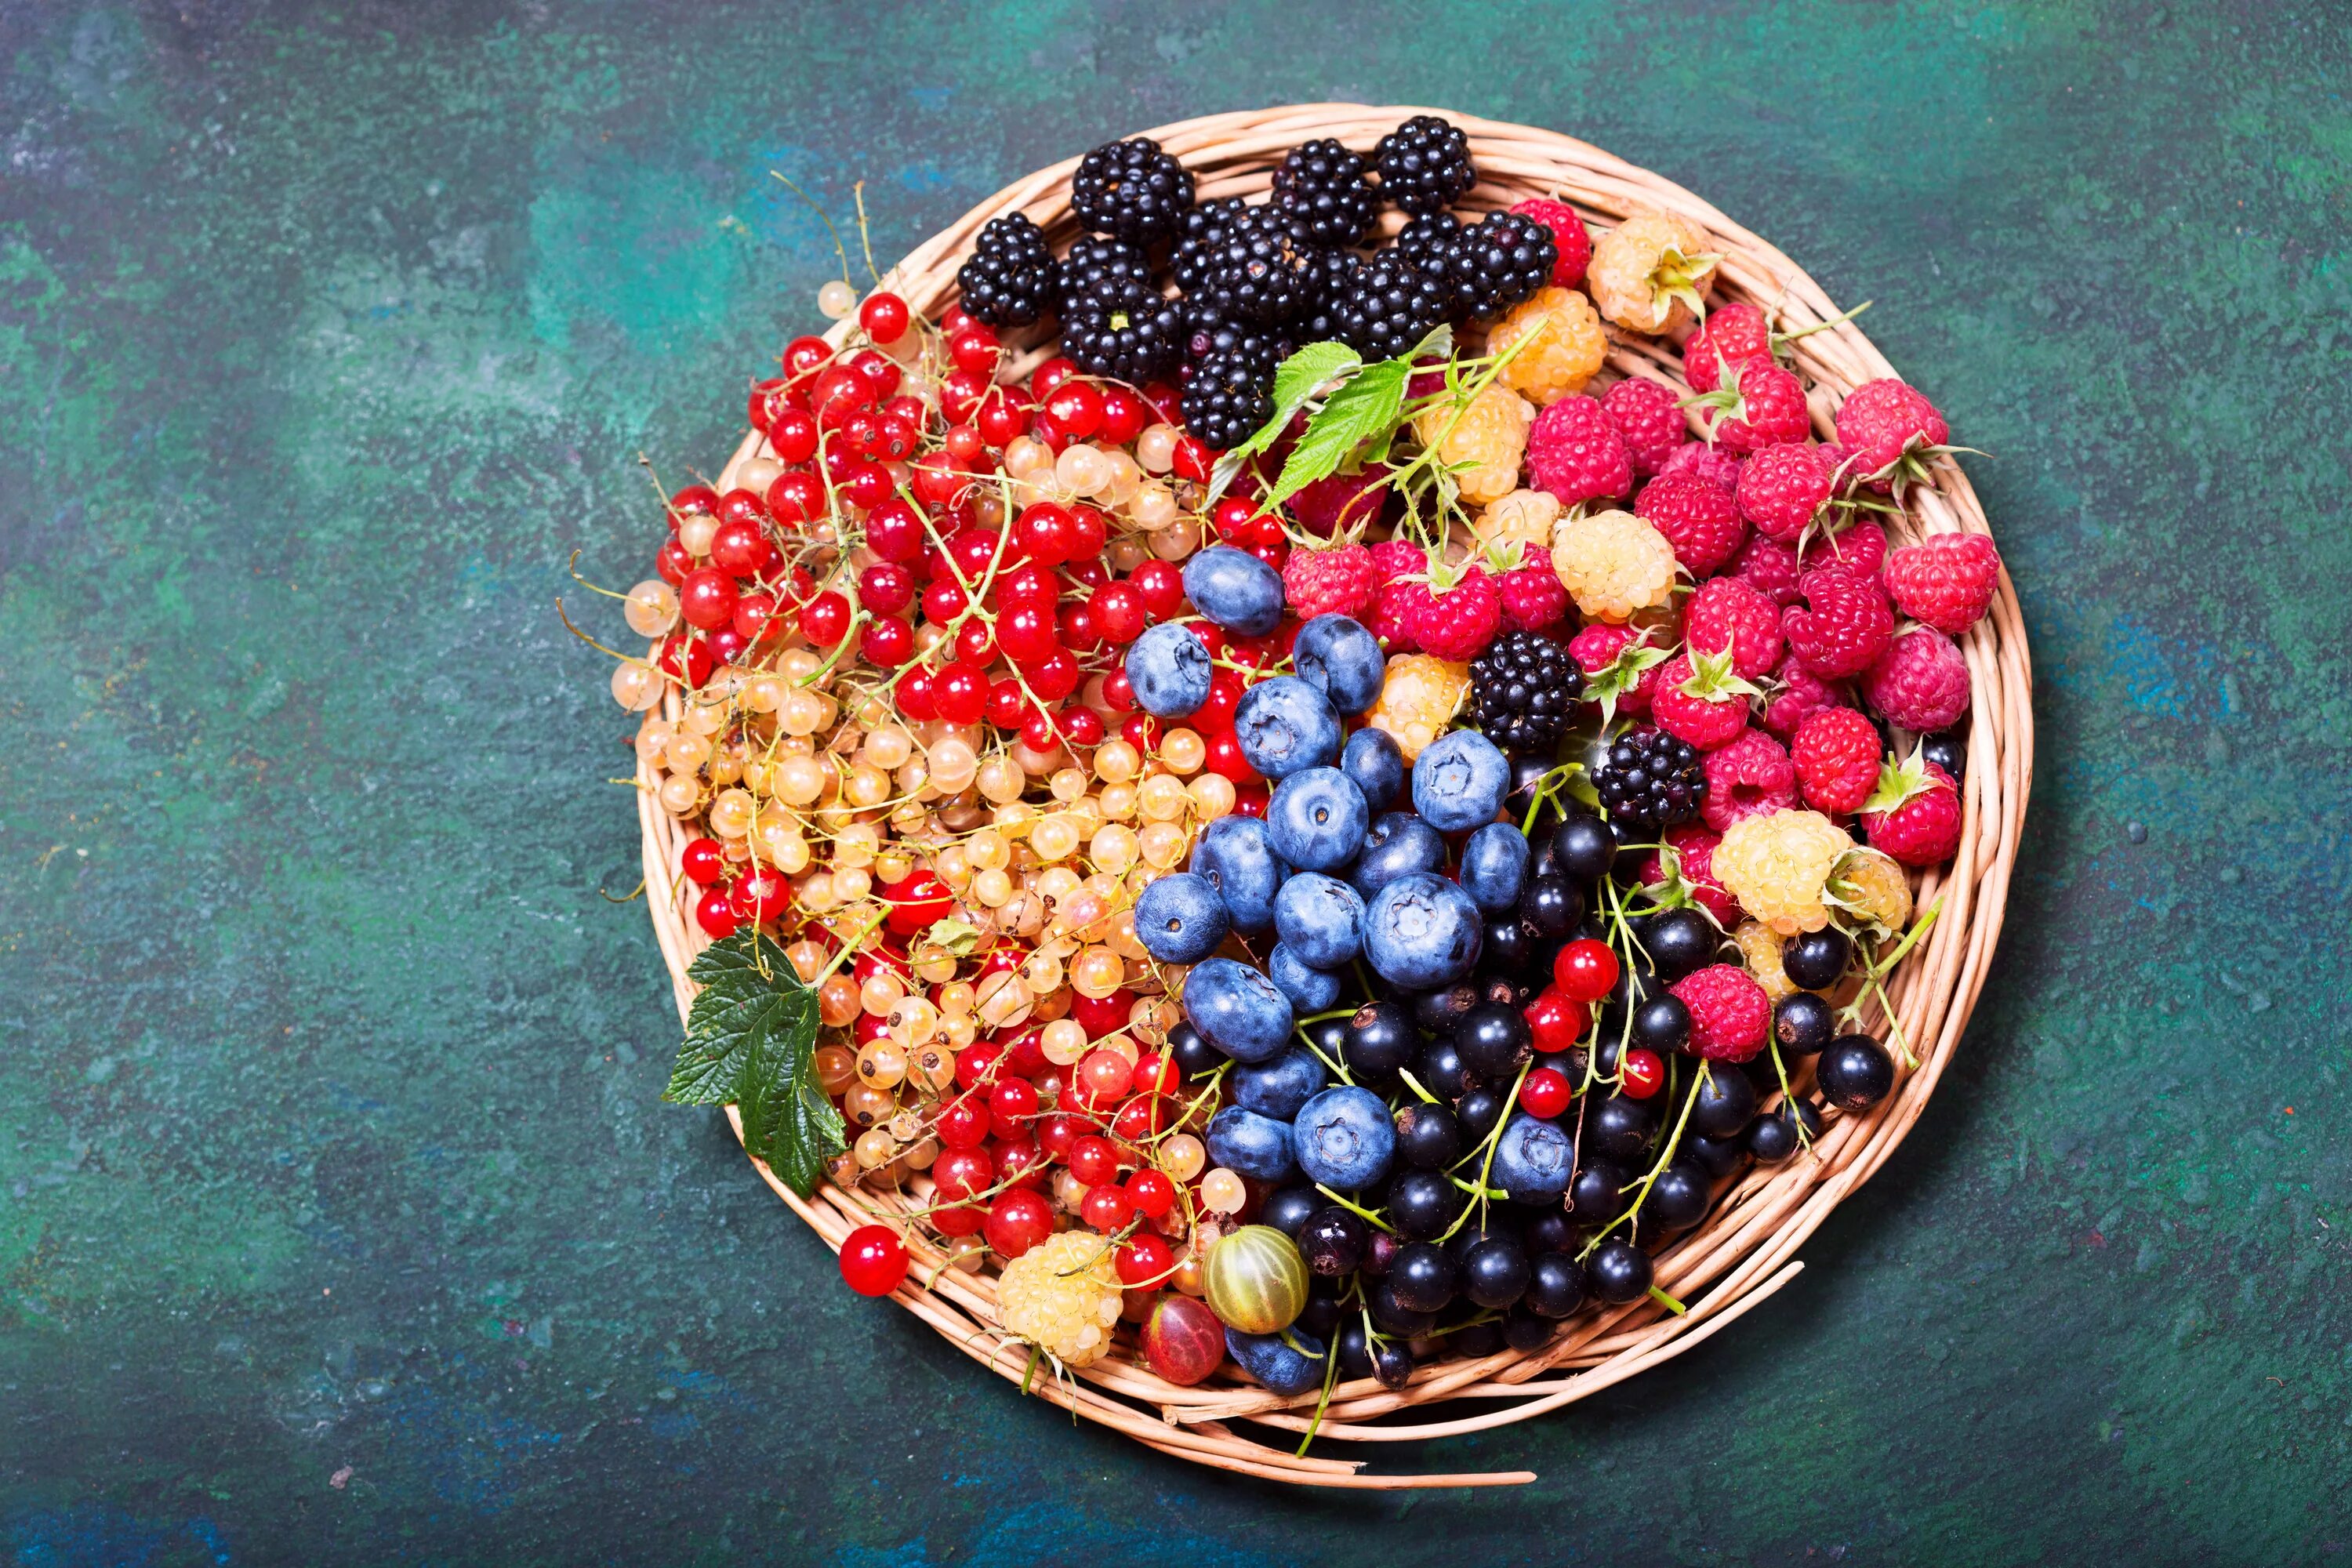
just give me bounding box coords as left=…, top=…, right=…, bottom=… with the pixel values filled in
left=693, top=885, right=739, bottom=938
left=1524, top=988, right=1588, bottom=1054
left=931, top=1145, right=993, bottom=1203
left=1621, top=1049, right=1666, bottom=1099
left=679, top=837, right=724, bottom=885
left=949, top=327, right=1000, bottom=373
left=987, top=1076, right=1039, bottom=1128
left=1044, top=379, right=1104, bottom=440
left=677, top=568, right=739, bottom=632
left=1110, top=1095, right=1169, bottom=1140
left=1114, top=1231, right=1174, bottom=1285
left=975, top=390, right=1028, bottom=448
left=730, top=862, right=789, bottom=925
left=1069, top=1134, right=1122, bottom=1186
left=992, top=1136, right=1047, bottom=1190
left=1027, top=650, right=1080, bottom=701
left=781, top=335, right=831, bottom=384
left=1057, top=706, right=1103, bottom=747
left=932, top=663, right=989, bottom=726
left=1080, top=1183, right=1134, bottom=1232
left=768, top=405, right=818, bottom=465
left=655, top=537, right=692, bottom=586
left=798, top=590, right=853, bottom=647
left=985, top=1189, right=1053, bottom=1259
left=1204, top=728, right=1258, bottom=782
left=838, top=1225, right=908, bottom=1297
left=895, top=668, right=938, bottom=721
left=1101, top=668, right=1137, bottom=712
left=709, top=518, right=774, bottom=578
left=1030, top=356, right=1078, bottom=398
left=935, top=1094, right=990, bottom=1149
left=1125, top=1168, right=1177, bottom=1220
left=843, top=461, right=895, bottom=510
left=1090, top=582, right=1145, bottom=644
left=996, top=603, right=1059, bottom=662
left=765, top=469, right=825, bottom=525
left=857, top=561, right=915, bottom=616
left=1129, top=561, right=1183, bottom=618
left=669, top=484, right=720, bottom=522
left=862, top=498, right=926, bottom=562
left=1553, top=938, right=1621, bottom=1004
left=858, top=291, right=909, bottom=344
left=851, top=347, right=901, bottom=401
left=953, top=1041, right=1002, bottom=1091
left=1519, top=1066, right=1574, bottom=1119
left=859, top=615, right=913, bottom=666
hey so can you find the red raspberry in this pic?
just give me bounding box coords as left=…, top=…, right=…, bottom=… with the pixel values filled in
left=1834, top=378, right=1949, bottom=485
left=1861, top=624, right=1971, bottom=732
left=1656, top=441, right=1743, bottom=492
left=1281, top=542, right=1375, bottom=619
left=1410, top=568, right=1503, bottom=661
left=1783, top=567, right=1894, bottom=679
left=1599, top=377, right=1688, bottom=477
left=1498, top=564, right=1568, bottom=631
left=1730, top=532, right=1803, bottom=608
left=1650, top=650, right=1755, bottom=751
left=1526, top=394, right=1632, bottom=506
left=1668, top=963, right=1772, bottom=1062
left=1791, top=706, right=1883, bottom=815
left=1762, top=649, right=1846, bottom=739
left=1641, top=822, right=1741, bottom=927
left=1288, top=470, right=1387, bottom=537
left=1511, top=198, right=1592, bottom=289
left=1801, top=518, right=1887, bottom=579
left=1635, top=472, right=1746, bottom=579
left=1683, top=577, right=1784, bottom=679
left=1882, top=532, right=2002, bottom=635
left=1369, top=537, right=1428, bottom=583
left=1569, top=622, right=1666, bottom=719
left=1368, top=576, right=1432, bottom=652
left=1861, top=757, right=1962, bottom=866
left=1700, top=728, right=1798, bottom=832
left=1694, top=361, right=1813, bottom=456
left=1734, top=442, right=1835, bottom=542
left=1682, top=301, right=1773, bottom=395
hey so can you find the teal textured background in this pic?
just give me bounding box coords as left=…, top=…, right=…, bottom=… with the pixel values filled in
left=3, top=2, right=2349, bottom=1563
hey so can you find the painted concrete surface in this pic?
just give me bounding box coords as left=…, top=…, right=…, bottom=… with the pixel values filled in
left=2, top=2, right=2347, bottom=1563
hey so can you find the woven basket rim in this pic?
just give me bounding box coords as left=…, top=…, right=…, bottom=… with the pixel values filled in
left=633, top=103, right=2034, bottom=1490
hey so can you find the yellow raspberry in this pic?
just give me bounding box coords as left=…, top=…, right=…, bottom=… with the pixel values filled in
left=1414, top=384, right=1532, bottom=506
left=1549, top=508, right=1679, bottom=622
left=1472, top=488, right=1561, bottom=568
left=1366, top=654, right=1470, bottom=760
left=996, top=1229, right=1125, bottom=1368
left=1713, top=809, right=1855, bottom=935
left=1588, top=210, right=1719, bottom=336
left=1828, top=846, right=1915, bottom=934
left=1489, top=286, right=1610, bottom=406
left=1733, top=920, right=1798, bottom=1001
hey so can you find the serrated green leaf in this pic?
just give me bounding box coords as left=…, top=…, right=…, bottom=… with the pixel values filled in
left=1272, top=341, right=1361, bottom=413
left=925, top=917, right=983, bottom=956
left=1266, top=358, right=1410, bottom=510
left=665, top=930, right=840, bottom=1196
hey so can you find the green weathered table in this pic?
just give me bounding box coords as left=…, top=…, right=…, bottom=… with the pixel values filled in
left=3, top=2, right=2347, bottom=1562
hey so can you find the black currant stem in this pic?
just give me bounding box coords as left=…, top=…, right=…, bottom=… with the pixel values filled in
left=1298, top=1036, right=1353, bottom=1088
left=1313, top=1185, right=1396, bottom=1234
left=564, top=550, right=636, bottom=602
left=1766, top=1040, right=1815, bottom=1156
left=1581, top=1066, right=1704, bottom=1260
left=1296, top=1334, right=1345, bottom=1458
left=1396, top=1068, right=1440, bottom=1106
left=1647, top=1285, right=1688, bottom=1316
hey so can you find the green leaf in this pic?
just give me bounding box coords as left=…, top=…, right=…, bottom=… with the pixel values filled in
left=1583, top=638, right=1671, bottom=729
left=1272, top=341, right=1361, bottom=414
left=1266, top=358, right=1410, bottom=510
left=924, top=917, right=983, bottom=956
left=665, top=930, right=840, bottom=1197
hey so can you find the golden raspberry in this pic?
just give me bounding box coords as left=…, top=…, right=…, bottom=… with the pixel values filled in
left=1588, top=210, right=1719, bottom=336
left=1549, top=508, right=1679, bottom=622
left=1489, top=286, right=1610, bottom=405
left=1366, top=654, right=1471, bottom=760
left=1472, top=488, right=1562, bottom=568
left=1414, top=384, right=1532, bottom=506
left=1714, top=809, right=1853, bottom=935
left=1828, top=846, right=1915, bottom=934
left=1733, top=920, right=1798, bottom=1001
left=996, top=1229, right=1125, bottom=1368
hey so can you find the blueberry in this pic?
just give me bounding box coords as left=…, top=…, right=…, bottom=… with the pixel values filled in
left=1230, top=1047, right=1329, bottom=1121
left=1181, top=545, right=1284, bottom=636
left=1181, top=956, right=1294, bottom=1063
left=1292, top=614, right=1387, bottom=715
left=1782, top=927, right=1851, bottom=991
left=1363, top=872, right=1483, bottom=989
left=1411, top=728, right=1512, bottom=833
left=1691, top=1061, right=1757, bottom=1138
left=1460, top=822, right=1530, bottom=914
left=1291, top=1085, right=1396, bottom=1191
left=1232, top=675, right=1344, bottom=779
left=1588, top=1240, right=1654, bottom=1305
left=1225, top=1327, right=1327, bottom=1395
left=1491, top=1112, right=1573, bottom=1200
left=1642, top=908, right=1719, bottom=982
left=1265, top=767, right=1370, bottom=872
left=1340, top=726, right=1407, bottom=813
left=1204, top=1105, right=1297, bottom=1181
left=1190, top=815, right=1285, bottom=932
left=1817, top=1033, right=1895, bottom=1111
left=1123, top=621, right=1211, bottom=717
left=1131, top=872, right=1231, bottom=964
left=1461, top=1236, right=1532, bottom=1310
left=1340, top=1000, right=1417, bottom=1080
left=1773, top=992, right=1835, bottom=1055
left=1268, top=942, right=1343, bottom=1013
left=1273, top=873, right=1366, bottom=969
left=1524, top=1251, right=1589, bottom=1319
left=1348, top=811, right=1446, bottom=899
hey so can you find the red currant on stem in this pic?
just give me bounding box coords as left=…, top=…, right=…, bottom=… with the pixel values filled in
left=679, top=837, right=724, bottom=886
left=1523, top=988, right=1588, bottom=1054
left=1030, top=356, right=1078, bottom=398
left=1044, top=379, right=1104, bottom=440
left=765, top=469, right=825, bottom=525
left=948, top=327, right=1000, bottom=373
left=935, top=1094, right=989, bottom=1149
left=1519, top=1066, right=1574, bottom=1119
left=1080, top=1183, right=1134, bottom=1232
left=655, top=537, right=692, bottom=586
left=953, top=1041, right=1002, bottom=1091
left=1097, top=386, right=1147, bottom=445
left=693, top=885, right=739, bottom=939
left=768, top=405, right=818, bottom=465
left=1125, top=1168, right=1177, bottom=1219
left=1111, top=1094, right=1168, bottom=1140
left=858, top=291, right=909, bottom=344
left=985, top=1189, right=1053, bottom=1259
left=781, top=336, right=831, bottom=384
left=669, top=484, right=720, bottom=523
left=1069, top=1134, right=1122, bottom=1185
left=1552, top=938, right=1621, bottom=1003
left=992, top=1136, right=1047, bottom=1190
left=677, top=568, right=739, bottom=631
left=859, top=616, right=913, bottom=666
left=931, top=1145, right=993, bottom=1202
left=1036, top=1111, right=1091, bottom=1160
left=798, top=590, right=854, bottom=647
left=1115, top=1231, right=1174, bottom=1285
left=838, top=1225, right=908, bottom=1297
left=1621, top=1049, right=1666, bottom=1099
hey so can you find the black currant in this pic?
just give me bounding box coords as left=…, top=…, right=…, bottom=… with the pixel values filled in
left=1504, top=1305, right=1557, bottom=1352
left=1552, top=815, right=1617, bottom=881
left=1394, top=1102, right=1465, bottom=1169
left=1169, top=1022, right=1221, bottom=1078
left=1643, top=908, right=1719, bottom=982
left=1523, top=1208, right=1577, bottom=1255
left=1568, top=1160, right=1629, bottom=1227
left=1587, top=1092, right=1655, bottom=1163
left=1687, top=1130, right=1747, bottom=1179
left=1386, top=1169, right=1464, bottom=1240
left=1388, top=1241, right=1460, bottom=1314
left=1746, top=1098, right=1823, bottom=1163
left=1632, top=994, right=1692, bottom=1054
left=1368, top=1279, right=1436, bottom=1338
left=1920, top=729, right=1966, bottom=780
left=1446, top=1318, right=1505, bottom=1359
left=1417, top=1037, right=1477, bottom=1098
left=1524, top=1250, right=1589, bottom=1318
left=1455, top=1087, right=1505, bottom=1142
left=1521, top=875, right=1584, bottom=938
left=1642, top=1160, right=1711, bottom=1231
left=1691, top=1061, right=1758, bottom=1138
left=1461, top=1236, right=1533, bottom=1309
left=1773, top=992, right=1835, bottom=1056
left=1414, top=982, right=1482, bottom=1036
left=1782, top=927, right=1851, bottom=991
left=1588, top=1239, right=1655, bottom=1305
left=1299, top=1207, right=1369, bottom=1276
left=1817, top=1034, right=1896, bottom=1111
left=1457, top=1002, right=1532, bottom=1080
left=1261, top=1185, right=1323, bottom=1240
left=1341, top=1000, right=1418, bottom=1080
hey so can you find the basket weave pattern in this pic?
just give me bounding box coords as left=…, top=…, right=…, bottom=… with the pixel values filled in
left=633, top=105, right=2033, bottom=1489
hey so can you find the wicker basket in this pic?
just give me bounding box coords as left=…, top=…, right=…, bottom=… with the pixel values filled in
left=633, top=105, right=2033, bottom=1489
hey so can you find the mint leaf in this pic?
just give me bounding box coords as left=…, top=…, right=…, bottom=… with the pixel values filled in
left=665, top=930, right=840, bottom=1196
left=1266, top=358, right=1410, bottom=510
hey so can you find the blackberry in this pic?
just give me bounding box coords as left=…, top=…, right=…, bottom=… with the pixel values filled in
left=1396, top=211, right=1463, bottom=266
left=1271, top=138, right=1380, bottom=247
left=955, top=212, right=1059, bottom=328
left=1470, top=632, right=1581, bottom=756
left=1171, top=196, right=1249, bottom=294
left=1180, top=344, right=1278, bottom=450
left=1330, top=248, right=1453, bottom=361
left=1374, top=114, right=1477, bottom=216
left=1445, top=211, right=1557, bottom=320
left=1070, top=137, right=1195, bottom=246
left=1594, top=728, right=1708, bottom=829
left=1057, top=236, right=1153, bottom=313
left=1062, top=273, right=1185, bottom=386
left=1180, top=304, right=1291, bottom=370
left=1185, top=204, right=1317, bottom=326
left=1294, top=249, right=1361, bottom=343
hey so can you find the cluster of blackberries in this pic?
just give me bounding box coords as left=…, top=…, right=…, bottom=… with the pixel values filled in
left=955, top=117, right=1557, bottom=452
left=1469, top=631, right=1582, bottom=757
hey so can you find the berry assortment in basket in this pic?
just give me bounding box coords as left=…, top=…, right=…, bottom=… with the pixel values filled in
left=593, top=111, right=2016, bottom=1479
